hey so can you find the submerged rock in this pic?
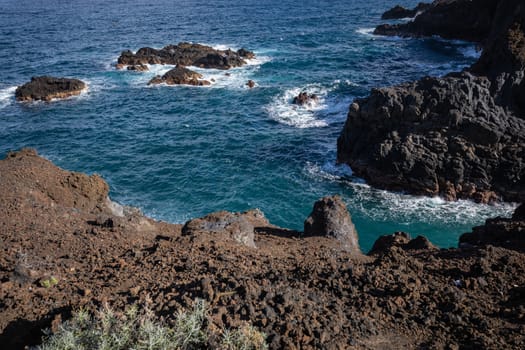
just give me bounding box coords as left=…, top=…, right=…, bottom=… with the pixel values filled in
left=292, top=91, right=318, bottom=106
left=338, top=0, right=525, bottom=203
left=15, top=76, right=86, bottom=102
left=148, top=66, right=211, bottom=86
left=304, top=195, right=360, bottom=253
left=117, top=42, right=254, bottom=70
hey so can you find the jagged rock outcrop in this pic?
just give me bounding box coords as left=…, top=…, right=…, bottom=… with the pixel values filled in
left=338, top=0, right=525, bottom=203
left=374, top=0, right=498, bottom=43
left=148, top=66, right=210, bottom=86
left=15, top=76, right=86, bottom=102
left=459, top=203, right=525, bottom=251
left=117, top=42, right=254, bottom=70
left=304, top=195, right=360, bottom=252
left=381, top=2, right=432, bottom=20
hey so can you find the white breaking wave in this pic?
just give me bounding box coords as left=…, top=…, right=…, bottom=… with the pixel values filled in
left=304, top=161, right=353, bottom=182
left=356, top=27, right=375, bottom=36
left=266, top=81, right=352, bottom=129
left=266, top=84, right=330, bottom=128
left=304, top=160, right=517, bottom=226
left=0, top=86, right=16, bottom=109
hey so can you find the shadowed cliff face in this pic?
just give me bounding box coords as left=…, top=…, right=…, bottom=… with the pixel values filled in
left=374, top=0, right=499, bottom=43
left=338, top=0, right=525, bottom=203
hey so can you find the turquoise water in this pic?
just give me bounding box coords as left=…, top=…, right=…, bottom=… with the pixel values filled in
left=0, top=0, right=515, bottom=251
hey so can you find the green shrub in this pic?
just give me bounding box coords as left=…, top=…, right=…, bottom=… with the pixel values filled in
left=39, top=276, right=59, bottom=289
left=36, top=299, right=267, bottom=350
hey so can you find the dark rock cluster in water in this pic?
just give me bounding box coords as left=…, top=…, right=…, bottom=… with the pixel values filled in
left=292, top=91, right=318, bottom=106
left=338, top=0, right=525, bottom=203
left=148, top=65, right=211, bottom=86
left=15, top=76, right=86, bottom=102
left=116, top=42, right=254, bottom=70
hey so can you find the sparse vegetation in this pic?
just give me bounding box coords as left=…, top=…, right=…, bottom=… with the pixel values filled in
left=39, top=276, right=59, bottom=288
left=36, top=299, right=267, bottom=350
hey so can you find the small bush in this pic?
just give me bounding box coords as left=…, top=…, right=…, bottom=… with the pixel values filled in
left=36, top=299, right=267, bottom=350
left=39, top=276, right=59, bottom=288
left=220, top=323, right=268, bottom=350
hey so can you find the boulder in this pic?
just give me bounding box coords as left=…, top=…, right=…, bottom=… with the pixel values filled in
left=381, top=3, right=432, bottom=20
left=304, top=195, right=360, bottom=253
left=117, top=42, right=254, bottom=70
left=182, top=209, right=269, bottom=248
left=292, top=92, right=318, bottom=106
left=15, top=76, right=86, bottom=102
left=369, top=232, right=436, bottom=255
left=148, top=66, right=211, bottom=86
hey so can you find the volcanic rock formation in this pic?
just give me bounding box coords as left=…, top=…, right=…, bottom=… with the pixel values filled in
left=374, top=0, right=497, bottom=42
left=15, top=76, right=86, bottom=102
left=148, top=66, right=211, bottom=86
left=460, top=203, right=525, bottom=251
left=338, top=0, right=525, bottom=203
left=304, top=195, right=360, bottom=253
left=117, top=42, right=254, bottom=70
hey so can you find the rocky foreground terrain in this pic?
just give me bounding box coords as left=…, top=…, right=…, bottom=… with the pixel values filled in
left=338, top=0, right=525, bottom=203
left=1, top=149, right=524, bottom=349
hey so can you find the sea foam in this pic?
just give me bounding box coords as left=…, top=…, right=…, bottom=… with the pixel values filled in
left=304, top=159, right=517, bottom=227
left=0, top=86, right=17, bottom=109
left=266, top=85, right=330, bottom=128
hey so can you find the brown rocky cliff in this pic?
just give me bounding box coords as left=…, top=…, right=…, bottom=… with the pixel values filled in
left=1, top=150, right=524, bottom=349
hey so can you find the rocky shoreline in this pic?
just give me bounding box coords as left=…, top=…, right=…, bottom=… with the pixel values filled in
left=1, top=150, right=524, bottom=349
left=3, top=1, right=525, bottom=349
left=338, top=0, right=525, bottom=203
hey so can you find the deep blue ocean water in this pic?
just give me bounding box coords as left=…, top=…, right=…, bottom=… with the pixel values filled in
left=0, top=0, right=516, bottom=251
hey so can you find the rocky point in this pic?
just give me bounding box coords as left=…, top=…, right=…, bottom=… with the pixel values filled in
left=338, top=0, right=525, bottom=203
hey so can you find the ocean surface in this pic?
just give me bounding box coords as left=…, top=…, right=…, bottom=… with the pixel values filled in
left=0, top=0, right=516, bottom=251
